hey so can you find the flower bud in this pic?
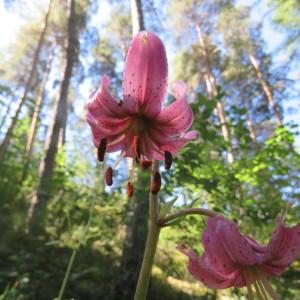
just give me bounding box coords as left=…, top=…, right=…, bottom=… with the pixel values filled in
left=151, top=172, right=161, bottom=195
left=105, top=167, right=113, bottom=186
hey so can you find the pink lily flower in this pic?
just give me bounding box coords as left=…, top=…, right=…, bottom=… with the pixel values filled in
left=178, top=215, right=300, bottom=300
left=87, top=31, right=197, bottom=170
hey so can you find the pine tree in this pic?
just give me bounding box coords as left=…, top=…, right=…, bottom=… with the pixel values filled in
left=0, top=0, right=53, bottom=159
left=169, top=0, right=234, bottom=163
left=27, top=0, right=83, bottom=232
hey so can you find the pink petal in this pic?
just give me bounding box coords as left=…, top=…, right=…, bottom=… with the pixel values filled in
left=177, top=244, right=240, bottom=289
left=262, top=216, right=300, bottom=275
left=88, top=75, right=134, bottom=118
left=144, top=127, right=197, bottom=159
left=123, top=31, right=168, bottom=118
left=140, top=132, right=164, bottom=160
left=87, top=113, right=130, bottom=138
left=156, top=81, right=193, bottom=134
left=203, top=216, right=261, bottom=267
left=159, top=131, right=198, bottom=154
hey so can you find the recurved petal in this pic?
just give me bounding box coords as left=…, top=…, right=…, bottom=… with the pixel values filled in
left=262, top=216, right=300, bottom=275
left=156, top=82, right=193, bottom=134
left=203, top=216, right=261, bottom=267
left=147, top=128, right=198, bottom=156
left=89, top=118, right=131, bottom=148
left=88, top=75, right=134, bottom=118
left=177, top=244, right=240, bottom=289
left=160, top=131, right=198, bottom=154
left=123, top=31, right=168, bottom=118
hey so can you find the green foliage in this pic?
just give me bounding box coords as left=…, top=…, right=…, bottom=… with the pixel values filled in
left=269, top=0, right=300, bottom=59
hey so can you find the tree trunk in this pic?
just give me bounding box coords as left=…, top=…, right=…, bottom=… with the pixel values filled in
left=131, top=0, right=145, bottom=35
left=0, top=78, right=24, bottom=131
left=0, top=0, right=52, bottom=160
left=22, top=49, right=54, bottom=181
left=27, top=0, right=77, bottom=232
left=248, top=52, right=283, bottom=126
left=243, top=98, right=257, bottom=144
left=246, top=112, right=257, bottom=143
left=196, top=25, right=234, bottom=163
left=114, top=1, right=148, bottom=299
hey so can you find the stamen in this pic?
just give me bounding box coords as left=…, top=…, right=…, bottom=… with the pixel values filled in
left=247, top=269, right=265, bottom=300
left=140, top=160, right=152, bottom=170
left=257, top=280, right=269, bottom=300
left=127, top=182, right=134, bottom=197
left=105, top=167, right=113, bottom=186
left=97, top=138, right=107, bottom=162
left=243, top=269, right=254, bottom=300
left=253, top=280, right=265, bottom=300
left=253, top=269, right=269, bottom=300
left=112, top=151, right=126, bottom=169
left=151, top=171, right=161, bottom=195
left=257, top=269, right=280, bottom=300
left=164, top=151, right=172, bottom=170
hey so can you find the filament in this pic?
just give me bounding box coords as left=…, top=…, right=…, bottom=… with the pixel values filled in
left=243, top=269, right=254, bottom=300
left=257, top=269, right=280, bottom=300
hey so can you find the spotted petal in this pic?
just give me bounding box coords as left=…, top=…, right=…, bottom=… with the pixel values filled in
left=156, top=81, right=194, bottom=134
left=123, top=31, right=168, bottom=118
left=203, top=216, right=261, bottom=267
left=262, top=216, right=300, bottom=276
left=177, top=244, right=240, bottom=289
left=87, top=76, right=133, bottom=147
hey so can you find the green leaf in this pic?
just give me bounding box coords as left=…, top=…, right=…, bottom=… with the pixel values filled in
left=159, top=196, right=178, bottom=218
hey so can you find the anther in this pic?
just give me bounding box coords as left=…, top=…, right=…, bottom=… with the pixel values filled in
left=105, top=167, right=113, bottom=186
left=140, top=160, right=152, bottom=170
left=97, top=138, right=107, bottom=162
left=164, top=151, right=172, bottom=170
left=151, top=172, right=161, bottom=195
left=127, top=182, right=134, bottom=198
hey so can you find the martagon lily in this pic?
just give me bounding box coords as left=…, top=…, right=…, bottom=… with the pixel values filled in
left=87, top=31, right=197, bottom=193
left=178, top=215, right=300, bottom=300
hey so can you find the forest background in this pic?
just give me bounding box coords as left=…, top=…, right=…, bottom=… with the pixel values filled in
left=0, top=0, right=299, bottom=299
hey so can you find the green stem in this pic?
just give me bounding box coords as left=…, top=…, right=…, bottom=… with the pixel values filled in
left=57, top=249, right=77, bottom=300
left=158, top=207, right=218, bottom=227
left=134, top=161, right=161, bottom=300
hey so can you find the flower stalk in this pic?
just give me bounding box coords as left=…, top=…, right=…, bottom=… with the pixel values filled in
left=134, top=161, right=161, bottom=300
left=158, top=207, right=218, bottom=227
left=56, top=249, right=77, bottom=300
